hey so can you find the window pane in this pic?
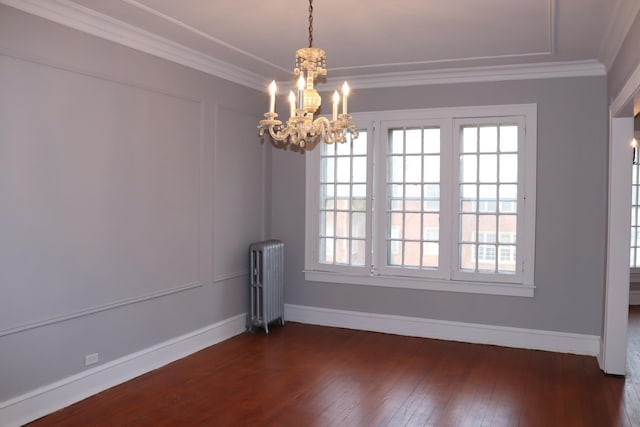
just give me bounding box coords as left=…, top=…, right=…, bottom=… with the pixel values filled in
left=405, top=213, right=421, bottom=240
left=336, top=184, right=350, bottom=210
left=406, top=156, right=422, bottom=182
left=479, top=154, right=497, bottom=182
left=320, top=238, right=334, bottom=263
left=336, top=141, right=350, bottom=156
left=353, top=132, right=367, bottom=155
left=389, top=213, right=403, bottom=238
left=422, top=242, right=439, bottom=262
left=388, top=241, right=402, bottom=265
left=404, top=242, right=420, bottom=267
left=335, top=212, right=349, bottom=237
left=478, top=244, right=496, bottom=271
left=335, top=239, right=349, bottom=264
left=424, top=128, right=440, bottom=154
left=500, top=125, right=518, bottom=152
left=336, top=157, right=351, bottom=182
left=498, top=216, right=517, bottom=243
left=479, top=126, right=498, bottom=152
left=351, top=240, right=366, bottom=266
left=390, top=129, right=404, bottom=154
left=351, top=213, right=366, bottom=238
left=479, top=184, right=497, bottom=213
left=389, top=156, right=403, bottom=182
left=352, top=156, right=367, bottom=183
left=499, top=154, right=518, bottom=183
left=478, top=215, right=497, bottom=240
left=424, top=155, right=440, bottom=182
left=462, top=127, right=477, bottom=153
left=406, top=129, right=422, bottom=154
left=460, top=214, right=476, bottom=242
left=460, top=244, right=476, bottom=270
left=320, top=211, right=334, bottom=236
left=321, top=157, right=334, bottom=183
left=460, top=155, right=477, bottom=183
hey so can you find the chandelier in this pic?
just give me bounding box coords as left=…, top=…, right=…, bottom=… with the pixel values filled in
left=258, top=0, right=358, bottom=148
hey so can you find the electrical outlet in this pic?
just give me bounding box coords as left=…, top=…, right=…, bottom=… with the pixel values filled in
left=85, top=353, right=99, bottom=366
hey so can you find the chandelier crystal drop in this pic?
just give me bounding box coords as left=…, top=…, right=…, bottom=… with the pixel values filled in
left=258, top=0, right=358, bottom=148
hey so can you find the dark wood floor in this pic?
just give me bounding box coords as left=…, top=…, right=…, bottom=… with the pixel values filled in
left=30, top=307, right=640, bottom=427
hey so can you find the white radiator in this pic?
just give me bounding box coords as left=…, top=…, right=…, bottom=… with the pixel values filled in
left=248, top=240, right=284, bottom=333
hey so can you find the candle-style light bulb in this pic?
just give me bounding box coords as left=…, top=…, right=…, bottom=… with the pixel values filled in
left=342, top=82, right=350, bottom=115
left=332, top=90, right=340, bottom=121
left=288, top=90, right=296, bottom=119
left=297, top=75, right=305, bottom=110
left=268, top=80, right=277, bottom=113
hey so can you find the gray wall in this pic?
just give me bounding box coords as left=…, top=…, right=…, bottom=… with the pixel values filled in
left=608, top=11, right=640, bottom=104
left=272, top=76, right=608, bottom=335
left=0, top=5, right=267, bottom=402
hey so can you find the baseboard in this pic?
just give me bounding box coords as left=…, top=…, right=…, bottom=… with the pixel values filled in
left=630, top=290, right=640, bottom=305
left=285, top=304, right=600, bottom=356
left=0, top=313, right=247, bottom=427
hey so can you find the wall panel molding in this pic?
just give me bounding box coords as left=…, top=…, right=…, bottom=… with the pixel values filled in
left=0, top=49, right=209, bottom=331
left=0, top=282, right=202, bottom=338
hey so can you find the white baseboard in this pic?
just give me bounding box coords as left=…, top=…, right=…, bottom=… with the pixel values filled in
left=285, top=304, right=600, bottom=357
left=630, top=290, right=640, bottom=305
left=0, top=313, right=247, bottom=427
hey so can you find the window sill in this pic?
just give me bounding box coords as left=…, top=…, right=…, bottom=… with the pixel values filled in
left=303, top=269, right=535, bottom=297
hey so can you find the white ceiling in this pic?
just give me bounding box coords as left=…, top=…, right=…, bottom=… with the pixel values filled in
left=5, top=0, right=640, bottom=89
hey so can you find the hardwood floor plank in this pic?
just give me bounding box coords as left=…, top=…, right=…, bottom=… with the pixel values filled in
left=27, top=308, right=640, bottom=427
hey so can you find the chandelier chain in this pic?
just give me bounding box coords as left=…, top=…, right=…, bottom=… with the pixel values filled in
left=308, top=0, right=313, bottom=48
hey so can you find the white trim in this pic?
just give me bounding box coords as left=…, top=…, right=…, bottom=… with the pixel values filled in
left=610, top=61, right=640, bottom=116
left=284, top=304, right=600, bottom=356
left=599, top=0, right=640, bottom=70
left=601, top=116, right=633, bottom=375
left=326, top=61, right=606, bottom=90
left=630, top=290, right=640, bottom=305
left=304, top=270, right=534, bottom=297
left=0, top=313, right=246, bottom=427
left=1, top=1, right=607, bottom=91
left=0, top=0, right=266, bottom=90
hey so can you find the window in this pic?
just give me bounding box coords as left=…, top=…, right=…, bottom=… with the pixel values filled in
left=632, top=162, right=640, bottom=269
left=305, top=105, right=536, bottom=297
left=318, top=134, right=368, bottom=267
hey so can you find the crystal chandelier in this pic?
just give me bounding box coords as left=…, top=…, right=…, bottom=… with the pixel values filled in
left=258, top=0, right=358, bottom=148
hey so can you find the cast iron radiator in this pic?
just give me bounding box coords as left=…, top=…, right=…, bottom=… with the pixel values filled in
left=248, top=240, right=284, bottom=333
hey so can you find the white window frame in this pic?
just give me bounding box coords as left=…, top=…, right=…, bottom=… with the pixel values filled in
left=305, top=104, right=537, bottom=297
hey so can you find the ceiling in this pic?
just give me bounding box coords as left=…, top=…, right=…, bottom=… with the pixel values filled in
left=5, top=0, right=640, bottom=89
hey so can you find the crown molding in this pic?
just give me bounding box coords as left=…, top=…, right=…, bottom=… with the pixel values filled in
left=1, top=0, right=608, bottom=93
left=599, top=0, right=640, bottom=70
left=328, top=60, right=606, bottom=90
left=0, top=0, right=266, bottom=91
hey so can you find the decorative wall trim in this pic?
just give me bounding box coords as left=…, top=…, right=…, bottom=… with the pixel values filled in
left=0, top=313, right=246, bottom=427
left=599, top=0, right=640, bottom=70
left=330, top=60, right=606, bottom=90
left=285, top=304, right=601, bottom=357
left=0, top=282, right=202, bottom=338
left=2, top=0, right=607, bottom=92
left=213, top=271, right=248, bottom=283
left=0, top=0, right=266, bottom=90
left=630, top=290, right=640, bottom=305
